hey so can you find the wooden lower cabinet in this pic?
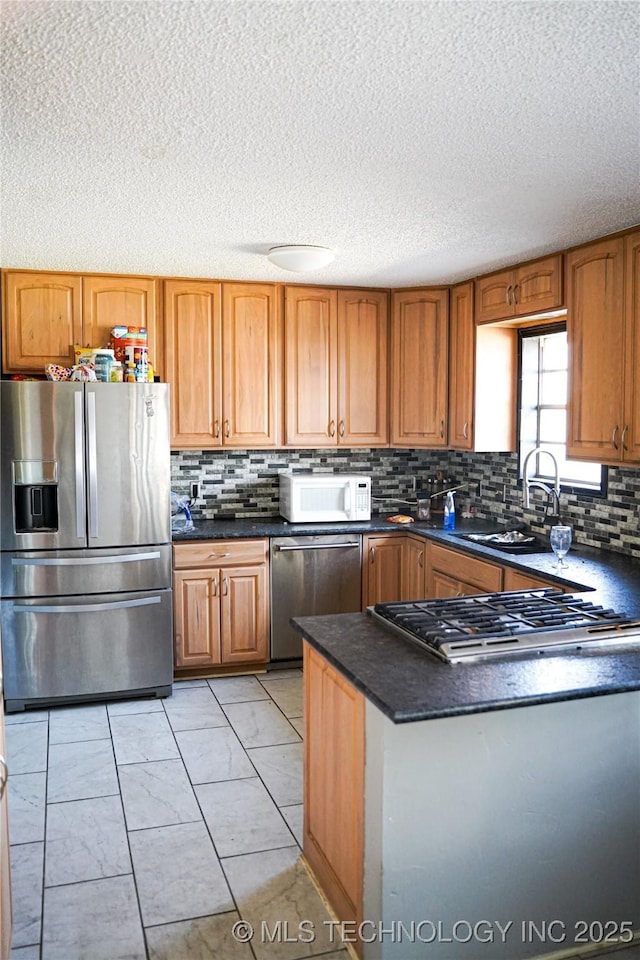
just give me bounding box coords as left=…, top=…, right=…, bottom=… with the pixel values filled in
left=362, top=534, right=405, bottom=607
left=172, top=540, right=269, bottom=673
left=426, top=542, right=503, bottom=597
left=503, top=568, right=560, bottom=592
left=404, top=534, right=427, bottom=599
left=303, top=643, right=364, bottom=954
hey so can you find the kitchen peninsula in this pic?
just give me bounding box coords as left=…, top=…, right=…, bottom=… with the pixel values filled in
left=293, top=608, right=640, bottom=960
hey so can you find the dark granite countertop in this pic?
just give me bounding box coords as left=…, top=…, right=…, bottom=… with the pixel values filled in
left=174, top=515, right=640, bottom=618
left=292, top=611, right=640, bottom=724
left=174, top=515, right=640, bottom=722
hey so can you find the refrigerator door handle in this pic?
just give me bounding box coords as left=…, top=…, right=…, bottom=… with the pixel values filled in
left=13, top=596, right=162, bottom=614
left=74, top=390, right=86, bottom=539
left=87, top=390, right=99, bottom=538
left=12, top=551, right=162, bottom=567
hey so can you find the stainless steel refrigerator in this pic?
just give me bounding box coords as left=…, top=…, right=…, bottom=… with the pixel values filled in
left=0, top=380, right=173, bottom=712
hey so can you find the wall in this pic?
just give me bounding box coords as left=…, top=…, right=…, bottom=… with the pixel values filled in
left=171, top=449, right=640, bottom=559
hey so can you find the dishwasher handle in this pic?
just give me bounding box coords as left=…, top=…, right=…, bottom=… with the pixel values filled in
left=274, top=541, right=360, bottom=552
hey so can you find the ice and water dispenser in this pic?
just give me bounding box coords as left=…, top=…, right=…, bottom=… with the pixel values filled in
left=12, top=460, right=59, bottom=533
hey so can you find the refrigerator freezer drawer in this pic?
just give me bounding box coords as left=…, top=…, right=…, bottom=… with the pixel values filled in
left=0, top=545, right=171, bottom=598
left=1, top=588, right=173, bottom=711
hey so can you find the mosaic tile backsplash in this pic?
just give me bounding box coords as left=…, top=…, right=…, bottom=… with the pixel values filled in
left=172, top=449, right=640, bottom=559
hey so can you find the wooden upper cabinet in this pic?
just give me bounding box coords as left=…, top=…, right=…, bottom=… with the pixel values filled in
left=390, top=288, right=449, bottom=447
left=285, top=286, right=388, bottom=447
left=165, top=280, right=280, bottom=449
left=475, top=255, right=563, bottom=324
left=285, top=286, right=337, bottom=446
left=1, top=270, right=161, bottom=375
left=566, top=237, right=625, bottom=462
left=222, top=283, right=282, bottom=447
left=624, top=231, right=640, bottom=462
left=2, top=271, right=82, bottom=371
left=448, top=281, right=475, bottom=450
left=164, top=279, right=222, bottom=448
left=337, top=290, right=388, bottom=445
left=83, top=276, right=162, bottom=376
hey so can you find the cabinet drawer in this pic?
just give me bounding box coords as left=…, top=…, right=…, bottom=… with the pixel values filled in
left=173, top=539, right=268, bottom=569
left=503, top=568, right=559, bottom=592
left=429, top=544, right=502, bottom=593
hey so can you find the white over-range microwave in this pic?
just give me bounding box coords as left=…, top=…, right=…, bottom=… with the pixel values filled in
left=279, top=471, right=372, bottom=523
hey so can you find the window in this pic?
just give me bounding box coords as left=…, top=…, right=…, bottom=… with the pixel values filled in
left=519, top=326, right=606, bottom=495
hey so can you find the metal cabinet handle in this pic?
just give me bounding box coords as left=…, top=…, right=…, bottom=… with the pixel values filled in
left=612, top=425, right=620, bottom=450
left=339, top=420, right=345, bottom=437
left=440, top=419, right=445, bottom=439
left=506, top=285, right=512, bottom=306
left=208, top=552, right=229, bottom=558
left=224, top=419, right=230, bottom=438
left=418, top=550, right=424, bottom=568
left=621, top=425, right=629, bottom=451
left=222, top=577, right=229, bottom=596
left=275, top=542, right=360, bottom=552
left=212, top=577, right=218, bottom=597
left=328, top=419, right=336, bottom=437
left=370, top=546, right=376, bottom=564
left=214, top=419, right=220, bottom=438
left=513, top=283, right=519, bottom=305
left=0, top=755, right=7, bottom=801
left=462, top=421, right=468, bottom=440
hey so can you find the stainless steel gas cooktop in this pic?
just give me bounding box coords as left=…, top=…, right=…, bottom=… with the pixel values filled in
left=370, top=589, right=640, bottom=663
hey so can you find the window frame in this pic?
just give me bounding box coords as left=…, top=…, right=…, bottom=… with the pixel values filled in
left=517, top=323, right=608, bottom=499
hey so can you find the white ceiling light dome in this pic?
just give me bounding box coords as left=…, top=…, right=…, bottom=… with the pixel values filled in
left=268, top=244, right=335, bottom=272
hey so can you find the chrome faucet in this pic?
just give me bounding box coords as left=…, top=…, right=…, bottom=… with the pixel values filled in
left=522, top=446, right=561, bottom=517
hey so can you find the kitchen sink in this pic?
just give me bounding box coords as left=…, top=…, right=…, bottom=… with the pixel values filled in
left=453, top=531, right=553, bottom=555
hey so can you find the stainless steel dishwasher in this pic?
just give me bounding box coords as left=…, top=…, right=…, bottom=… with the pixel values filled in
left=270, top=534, right=362, bottom=662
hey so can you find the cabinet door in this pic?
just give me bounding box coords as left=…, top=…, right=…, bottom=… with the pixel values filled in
left=566, top=237, right=625, bottom=461
left=404, top=536, right=426, bottom=600
left=623, top=231, right=640, bottom=462
left=222, top=283, right=281, bottom=447
left=362, top=535, right=404, bottom=607
left=83, top=276, right=162, bottom=376
left=475, top=269, right=514, bottom=324
left=220, top=565, right=269, bottom=663
left=449, top=281, right=475, bottom=450
left=164, top=279, right=222, bottom=449
left=514, top=255, right=563, bottom=316
left=304, top=643, right=364, bottom=932
left=428, top=570, right=461, bottom=599
left=285, top=286, right=337, bottom=446
left=390, top=289, right=449, bottom=447
left=337, top=290, right=388, bottom=446
left=173, top=569, right=221, bottom=668
left=2, top=271, right=82, bottom=371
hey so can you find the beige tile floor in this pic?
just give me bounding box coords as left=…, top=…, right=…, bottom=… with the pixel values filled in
left=4, top=670, right=639, bottom=960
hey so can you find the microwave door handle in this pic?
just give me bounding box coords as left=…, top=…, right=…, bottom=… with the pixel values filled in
left=344, top=484, right=351, bottom=513
left=74, top=390, right=86, bottom=539
left=87, top=390, right=98, bottom=539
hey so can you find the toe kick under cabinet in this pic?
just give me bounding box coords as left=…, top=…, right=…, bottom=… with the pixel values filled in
left=172, top=539, right=269, bottom=676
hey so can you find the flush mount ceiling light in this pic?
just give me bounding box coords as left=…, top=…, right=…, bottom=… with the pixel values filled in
left=267, top=244, right=335, bottom=272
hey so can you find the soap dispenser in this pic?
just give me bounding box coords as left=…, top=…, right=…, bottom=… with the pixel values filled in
left=443, top=491, right=456, bottom=530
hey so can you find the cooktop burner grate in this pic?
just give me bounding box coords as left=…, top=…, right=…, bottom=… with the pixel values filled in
left=370, top=589, right=640, bottom=663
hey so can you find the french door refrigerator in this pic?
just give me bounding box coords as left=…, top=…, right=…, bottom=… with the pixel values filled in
left=0, top=380, right=173, bottom=712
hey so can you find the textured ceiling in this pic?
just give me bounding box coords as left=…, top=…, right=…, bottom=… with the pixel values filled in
left=1, top=0, right=639, bottom=287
